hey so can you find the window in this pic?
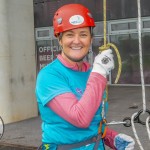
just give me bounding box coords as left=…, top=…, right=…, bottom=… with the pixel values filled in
left=109, top=19, right=137, bottom=34
left=35, top=27, right=51, bottom=40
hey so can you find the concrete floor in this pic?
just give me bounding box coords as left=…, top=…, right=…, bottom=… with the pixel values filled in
left=0, top=86, right=150, bottom=150
left=105, top=86, right=150, bottom=150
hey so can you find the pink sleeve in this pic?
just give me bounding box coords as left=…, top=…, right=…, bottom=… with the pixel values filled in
left=47, top=72, right=107, bottom=128
left=104, top=127, right=118, bottom=149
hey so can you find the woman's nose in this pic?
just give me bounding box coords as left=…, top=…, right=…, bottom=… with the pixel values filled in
left=73, top=35, right=80, bottom=44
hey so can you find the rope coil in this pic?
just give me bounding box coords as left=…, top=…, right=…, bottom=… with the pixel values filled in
left=99, top=0, right=122, bottom=84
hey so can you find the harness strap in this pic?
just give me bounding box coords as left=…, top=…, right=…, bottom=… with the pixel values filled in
left=57, top=134, right=102, bottom=150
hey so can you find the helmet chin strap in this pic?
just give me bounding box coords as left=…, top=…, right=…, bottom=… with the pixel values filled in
left=58, top=33, right=63, bottom=41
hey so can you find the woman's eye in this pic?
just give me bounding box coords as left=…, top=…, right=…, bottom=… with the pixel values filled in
left=80, top=34, right=88, bottom=37
left=66, top=34, right=73, bottom=37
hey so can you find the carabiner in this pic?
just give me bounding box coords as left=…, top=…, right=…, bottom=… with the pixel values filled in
left=123, top=117, right=132, bottom=127
left=123, top=109, right=150, bottom=127
left=134, top=109, right=150, bottom=125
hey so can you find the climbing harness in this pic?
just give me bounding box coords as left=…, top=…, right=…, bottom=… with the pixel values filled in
left=37, top=135, right=103, bottom=150
left=122, top=0, right=150, bottom=150
left=57, top=135, right=102, bottom=150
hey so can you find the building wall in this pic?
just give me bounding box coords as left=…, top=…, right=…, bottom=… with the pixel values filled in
left=0, top=0, right=38, bottom=123
left=34, top=0, right=150, bottom=27
left=34, top=0, right=150, bottom=85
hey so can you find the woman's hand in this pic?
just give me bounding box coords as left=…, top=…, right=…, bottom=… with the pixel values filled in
left=92, top=49, right=114, bottom=77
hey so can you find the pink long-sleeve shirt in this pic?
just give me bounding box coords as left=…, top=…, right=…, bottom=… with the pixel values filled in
left=47, top=54, right=117, bottom=149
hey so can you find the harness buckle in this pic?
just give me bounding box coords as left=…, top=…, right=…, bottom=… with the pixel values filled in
left=92, top=134, right=101, bottom=142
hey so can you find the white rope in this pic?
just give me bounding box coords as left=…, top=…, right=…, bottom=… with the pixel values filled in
left=137, top=0, right=146, bottom=113
left=146, top=116, right=150, bottom=140
left=107, top=121, right=126, bottom=125
left=130, top=1, right=149, bottom=149
left=131, top=112, right=144, bottom=150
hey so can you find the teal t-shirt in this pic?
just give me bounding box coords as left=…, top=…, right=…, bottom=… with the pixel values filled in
left=35, top=58, right=108, bottom=150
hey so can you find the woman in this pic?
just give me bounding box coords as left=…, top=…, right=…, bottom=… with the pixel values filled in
left=36, top=3, right=135, bottom=150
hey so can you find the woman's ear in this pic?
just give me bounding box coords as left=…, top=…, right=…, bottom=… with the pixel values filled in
left=57, top=37, right=62, bottom=46
left=58, top=38, right=62, bottom=45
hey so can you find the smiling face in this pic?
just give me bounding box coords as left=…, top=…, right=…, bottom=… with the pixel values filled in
left=59, top=27, right=92, bottom=63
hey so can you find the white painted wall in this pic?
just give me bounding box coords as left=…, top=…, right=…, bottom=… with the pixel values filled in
left=0, top=0, right=38, bottom=123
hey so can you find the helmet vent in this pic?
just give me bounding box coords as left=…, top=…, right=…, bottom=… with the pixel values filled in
left=57, top=18, right=62, bottom=24
left=87, top=13, right=93, bottom=18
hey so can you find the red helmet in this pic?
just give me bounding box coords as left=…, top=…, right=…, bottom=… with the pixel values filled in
left=53, top=4, right=95, bottom=37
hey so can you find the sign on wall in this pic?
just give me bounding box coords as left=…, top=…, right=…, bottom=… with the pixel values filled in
left=36, top=41, right=61, bottom=72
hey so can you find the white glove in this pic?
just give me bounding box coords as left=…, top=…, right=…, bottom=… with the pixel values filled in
left=92, top=49, right=114, bottom=77
left=114, top=133, right=135, bottom=150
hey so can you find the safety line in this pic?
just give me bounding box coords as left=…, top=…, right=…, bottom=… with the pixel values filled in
left=131, top=112, right=144, bottom=150
left=130, top=0, right=150, bottom=149
left=99, top=0, right=122, bottom=122
left=98, top=0, right=126, bottom=137
left=137, top=0, right=146, bottom=113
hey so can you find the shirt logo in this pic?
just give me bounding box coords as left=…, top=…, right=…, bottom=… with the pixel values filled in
left=69, top=15, right=84, bottom=25
left=44, top=144, right=50, bottom=150
left=76, top=88, right=83, bottom=95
